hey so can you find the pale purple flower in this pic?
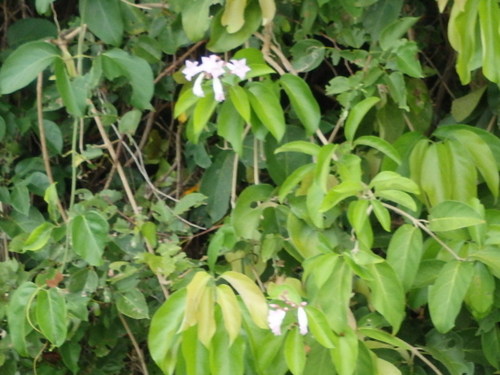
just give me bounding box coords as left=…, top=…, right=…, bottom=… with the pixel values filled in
left=182, top=60, right=202, bottom=81
left=297, top=307, right=308, bottom=335
left=268, top=308, right=286, bottom=336
left=227, top=58, right=251, bottom=79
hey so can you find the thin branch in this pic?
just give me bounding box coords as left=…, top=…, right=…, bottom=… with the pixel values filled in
left=154, top=40, right=206, bottom=84
left=37, top=74, right=68, bottom=222
left=381, top=202, right=463, bottom=261
left=118, top=312, right=149, bottom=375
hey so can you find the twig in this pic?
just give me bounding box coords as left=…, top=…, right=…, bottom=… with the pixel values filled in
left=231, top=153, right=239, bottom=208
left=36, top=74, right=68, bottom=222
left=118, top=312, right=150, bottom=375
left=154, top=40, right=206, bottom=84
left=328, top=110, right=348, bottom=143
left=120, top=0, right=168, bottom=10
left=381, top=202, right=463, bottom=261
left=486, top=115, right=497, bottom=133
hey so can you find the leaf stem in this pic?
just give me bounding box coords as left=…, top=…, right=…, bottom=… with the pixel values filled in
left=118, top=312, right=150, bottom=375
left=381, top=202, right=463, bottom=261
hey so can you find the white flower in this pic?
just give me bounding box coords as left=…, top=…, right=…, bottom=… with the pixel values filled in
left=200, top=55, right=225, bottom=78
left=192, top=73, right=206, bottom=98
left=227, top=58, right=251, bottom=79
left=297, top=307, right=308, bottom=335
left=268, top=308, right=287, bottom=336
left=212, top=76, right=225, bottom=102
left=182, top=60, right=202, bottom=81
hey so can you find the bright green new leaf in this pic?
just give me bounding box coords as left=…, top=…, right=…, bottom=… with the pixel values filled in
left=0, top=41, right=59, bottom=94
left=386, top=224, right=423, bottom=291
left=80, top=0, right=123, bottom=46
left=220, top=271, right=268, bottom=329
left=469, top=248, right=500, bottom=278
left=330, top=328, right=358, bottom=375
left=429, top=201, right=485, bottom=232
left=148, top=289, right=187, bottom=375
left=181, top=326, right=210, bottom=375
left=275, top=141, right=321, bottom=156
left=71, top=211, right=109, bottom=266
left=364, top=261, right=405, bottom=332
left=174, top=87, right=200, bottom=118
left=370, top=171, right=419, bottom=194
left=395, top=42, right=424, bottom=78
left=371, top=200, right=391, bottom=232
left=102, top=49, right=154, bottom=109
left=181, top=271, right=213, bottom=331
left=345, top=97, right=380, bottom=141
left=305, top=306, right=337, bottom=349
left=192, top=94, right=218, bottom=143
left=280, top=74, right=320, bottom=135
left=216, top=284, right=242, bottom=344
left=354, top=136, right=402, bottom=165
left=428, top=260, right=475, bottom=333
left=376, top=358, right=402, bottom=375
left=285, top=328, right=306, bottom=375
left=217, top=99, right=245, bottom=155
left=315, top=144, right=337, bottom=192
left=375, top=189, right=417, bottom=212
left=22, top=221, right=54, bottom=251
left=7, top=281, right=38, bottom=356
left=221, top=0, right=247, bottom=33
left=306, top=181, right=325, bottom=228
left=115, top=288, right=149, bottom=319
left=209, top=326, right=245, bottom=375
left=258, top=0, right=276, bottom=25
left=320, top=181, right=364, bottom=212
left=228, top=85, right=251, bottom=122
left=248, top=82, right=286, bottom=141
left=36, top=288, right=68, bottom=347
left=196, top=285, right=216, bottom=347
left=278, top=163, right=315, bottom=202
left=478, top=0, right=500, bottom=84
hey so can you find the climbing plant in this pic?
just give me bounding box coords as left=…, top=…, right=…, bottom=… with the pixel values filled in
left=0, top=0, right=500, bottom=374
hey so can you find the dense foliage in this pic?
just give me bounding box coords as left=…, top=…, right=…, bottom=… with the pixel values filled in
left=0, top=0, right=500, bottom=374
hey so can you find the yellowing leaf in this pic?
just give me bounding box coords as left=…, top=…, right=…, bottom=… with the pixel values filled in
left=216, top=284, right=242, bottom=344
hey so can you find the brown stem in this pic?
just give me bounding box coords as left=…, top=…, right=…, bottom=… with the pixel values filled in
left=118, top=312, right=150, bottom=375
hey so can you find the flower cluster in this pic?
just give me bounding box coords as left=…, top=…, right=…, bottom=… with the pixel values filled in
left=267, top=300, right=308, bottom=336
left=182, top=55, right=251, bottom=102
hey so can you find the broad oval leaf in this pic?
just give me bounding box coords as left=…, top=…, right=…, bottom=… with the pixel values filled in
left=284, top=328, right=306, bottom=375
left=191, top=94, right=218, bottom=143
left=115, top=288, right=149, bottom=319
left=247, top=82, right=286, bottom=141
left=305, top=306, right=337, bottom=349
left=80, top=0, right=124, bottom=46
left=464, top=262, right=495, bottom=319
left=148, top=289, right=187, bottom=375
left=280, top=74, right=320, bottom=135
left=428, top=260, right=475, bottom=333
left=0, top=41, right=59, bottom=94
left=354, top=136, right=401, bottom=165
left=345, top=97, right=380, bottom=141
left=429, top=201, right=485, bottom=232
left=71, top=211, right=109, bottom=266
left=36, top=288, right=68, bottom=347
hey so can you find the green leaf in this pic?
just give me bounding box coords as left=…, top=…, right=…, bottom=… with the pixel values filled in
left=220, top=271, right=268, bottom=329
left=54, top=59, right=87, bottom=117
left=315, top=144, right=337, bottom=192
left=208, top=3, right=262, bottom=52
left=209, top=327, right=245, bottom=375
left=469, top=248, right=500, bottom=278
left=258, top=0, right=276, bottom=25
left=248, top=82, right=286, bottom=141
left=231, top=184, right=274, bottom=240
left=200, top=151, right=236, bottom=223
left=22, top=221, right=54, bottom=251
left=0, top=41, right=59, bottom=94
left=80, top=0, right=123, bottom=46
left=196, top=285, right=216, bottom=347
left=148, top=289, right=187, bottom=375
left=221, top=0, right=247, bottom=33
left=7, top=281, right=38, bottom=356
left=181, top=326, right=210, bottom=375
left=217, top=99, right=245, bottom=155
left=429, top=201, right=485, bottom=232
left=371, top=200, right=391, bottom=231
left=182, top=0, right=213, bottom=41
left=115, top=288, right=149, bottom=319
left=280, top=74, right=320, bottom=135
left=305, top=306, right=337, bottom=349
left=379, top=17, right=419, bottom=51
left=119, top=109, right=142, bottom=135
left=284, top=328, right=306, bottom=375
left=320, top=181, right=364, bottom=212
left=428, top=260, right=475, bottom=333
left=370, top=171, right=419, bottom=194
left=364, top=261, right=405, bottom=332
left=174, top=87, right=200, bottom=118
left=233, top=48, right=276, bottom=78
left=464, top=262, right=494, bottom=319
left=216, top=284, right=242, bottom=344
left=182, top=271, right=213, bottom=331
left=395, top=42, right=423, bottom=78
left=228, top=85, right=251, bottom=122
left=344, top=97, right=380, bottom=141
left=354, top=136, right=401, bottom=165
left=278, top=163, right=315, bottom=202
left=11, top=184, right=30, bottom=216
left=330, top=328, right=358, bottom=375
left=191, top=94, right=218, bottom=143
left=102, top=49, right=154, bottom=109
left=275, top=141, right=321, bottom=156
left=375, top=190, right=417, bottom=212
left=451, top=85, right=487, bottom=122
left=478, top=0, right=500, bottom=84
left=36, top=288, right=67, bottom=347
left=291, top=39, right=325, bottom=73
left=481, top=326, right=500, bottom=369
left=71, top=211, right=109, bottom=266
left=386, top=225, right=423, bottom=291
